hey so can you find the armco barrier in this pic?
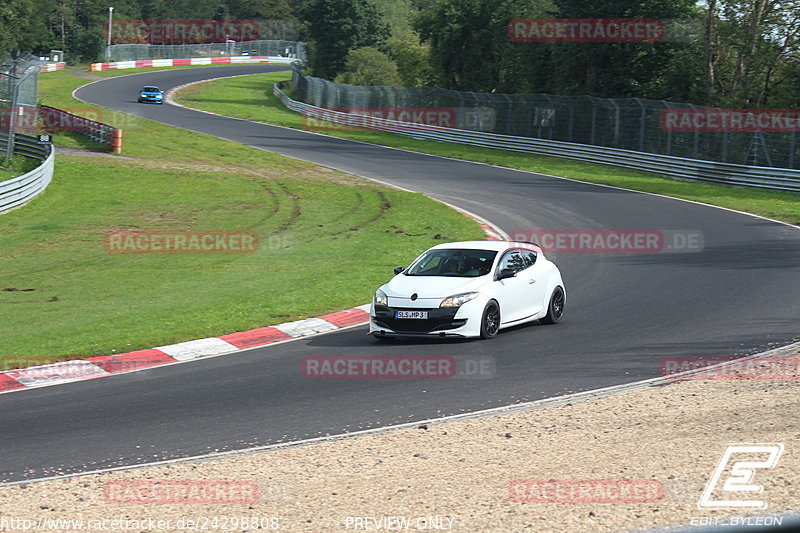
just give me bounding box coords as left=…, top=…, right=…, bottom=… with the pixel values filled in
left=41, top=62, right=65, bottom=72
left=274, top=82, right=800, bottom=193
left=0, top=133, right=54, bottom=214
left=90, top=55, right=296, bottom=71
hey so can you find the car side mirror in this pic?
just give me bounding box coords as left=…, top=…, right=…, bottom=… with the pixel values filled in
left=497, top=268, right=516, bottom=280
left=394, top=266, right=405, bottom=275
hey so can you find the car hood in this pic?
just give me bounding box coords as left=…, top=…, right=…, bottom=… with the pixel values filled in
left=382, top=274, right=487, bottom=299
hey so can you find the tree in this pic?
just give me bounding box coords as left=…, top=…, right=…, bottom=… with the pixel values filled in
left=0, top=0, right=34, bottom=59
left=705, top=0, right=800, bottom=107
left=334, top=46, right=402, bottom=85
left=414, top=0, right=506, bottom=92
left=540, top=0, right=699, bottom=98
left=297, top=0, right=390, bottom=79
left=226, top=0, right=295, bottom=20
left=386, top=29, right=435, bottom=86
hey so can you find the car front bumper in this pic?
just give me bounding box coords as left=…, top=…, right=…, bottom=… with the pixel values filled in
left=369, top=302, right=482, bottom=338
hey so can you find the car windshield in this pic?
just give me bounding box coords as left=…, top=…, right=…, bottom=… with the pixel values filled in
left=142, top=87, right=160, bottom=93
left=404, top=248, right=497, bottom=277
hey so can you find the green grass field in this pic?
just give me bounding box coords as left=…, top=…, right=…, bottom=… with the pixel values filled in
left=0, top=154, right=40, bottom=182
left=174, top=72, right=800, bottom=225
left=0, top=69, right=484, bottom=360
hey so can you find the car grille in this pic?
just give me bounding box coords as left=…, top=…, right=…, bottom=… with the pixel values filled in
left=373, top=306, right=466, bottom=333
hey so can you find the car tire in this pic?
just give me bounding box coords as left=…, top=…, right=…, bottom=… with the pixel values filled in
left=540, top=286, right=565, bottom=324
left=479, top=301, right=500, bottom=339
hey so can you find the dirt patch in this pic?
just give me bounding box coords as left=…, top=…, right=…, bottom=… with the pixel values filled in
left=56, top=147, right=127, bottom=158
left=64, top=69, right=105, bottom=81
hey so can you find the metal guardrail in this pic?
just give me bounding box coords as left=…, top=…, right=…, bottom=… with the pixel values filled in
left=0, top=133, right=54, bottom=214
left=274, top=82, right=800, bottom=193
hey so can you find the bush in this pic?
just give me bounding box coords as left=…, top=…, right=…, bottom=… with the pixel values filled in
left=334, top=47, right=402, bottom=86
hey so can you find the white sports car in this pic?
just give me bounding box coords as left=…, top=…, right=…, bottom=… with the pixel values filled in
left=370, top=240, right=565, bottom=340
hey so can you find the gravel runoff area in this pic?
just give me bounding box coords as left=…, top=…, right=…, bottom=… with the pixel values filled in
left=0, top=343, right=798, bottom=533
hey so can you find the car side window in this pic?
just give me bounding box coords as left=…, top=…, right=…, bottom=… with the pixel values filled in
left=523, top=251, right=537, bottom=267
left=498, top=251, right=526, bottom=273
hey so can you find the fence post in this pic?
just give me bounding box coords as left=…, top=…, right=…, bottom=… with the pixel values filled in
left=4, top=78, right=19, bottom=164
left=637, top=98, right=646, bottom=152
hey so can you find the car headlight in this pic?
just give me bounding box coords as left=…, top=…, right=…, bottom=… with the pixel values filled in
left=374, top=289, right=388, bottom=307
left=440, top=292, right=478, bottom=308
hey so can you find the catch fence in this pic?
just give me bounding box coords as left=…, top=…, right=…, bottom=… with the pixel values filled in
left=291, top=67, right=798, bottom=170
left=106, top=40, right=305, bottom=62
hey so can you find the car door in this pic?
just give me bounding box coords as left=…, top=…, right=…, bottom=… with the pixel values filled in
left=492, top=250, right=530, bottom=323
left=521, top=251, right=549, bottom=318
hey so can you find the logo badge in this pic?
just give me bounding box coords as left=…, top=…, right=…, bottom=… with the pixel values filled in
left=698, top=443, right=784, bottom=509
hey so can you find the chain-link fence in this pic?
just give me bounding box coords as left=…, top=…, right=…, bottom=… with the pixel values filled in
left=107, top=40, right=305, bottom=62
left=1, top=53, right=46, bottom=162
left=291, top=67, right=799, bottom=170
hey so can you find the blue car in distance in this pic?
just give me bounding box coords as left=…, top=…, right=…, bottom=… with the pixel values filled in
left=138, top=86, right=164, bottom=104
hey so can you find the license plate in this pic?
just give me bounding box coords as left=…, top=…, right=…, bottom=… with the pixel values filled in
left=395, top=310, right=428, bottom=319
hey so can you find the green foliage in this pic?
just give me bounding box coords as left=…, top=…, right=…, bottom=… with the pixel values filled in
left=334, top=47, right=402, bottom=85
left=703, top=0, right=800, bottom=107
left=0, top=0, right=34, bottom=59
left=411, top=0, right=800, bottom=107
left=0, top=154, right=39, bottom=182
left=414, top=0, right=506, bottom=92
left=4, top=0, right=800, bottom=107
left=376, top=0, right=415, bottom=38
left=386, top=29, right=436, bottom=87
left=298, top=0, right=390, bottom=79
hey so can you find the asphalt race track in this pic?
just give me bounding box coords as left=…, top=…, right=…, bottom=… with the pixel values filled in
left=0, top=64, right=798, bottom=482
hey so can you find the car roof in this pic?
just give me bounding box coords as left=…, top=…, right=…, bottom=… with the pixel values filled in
left=428, top=240, right=542, bottom=253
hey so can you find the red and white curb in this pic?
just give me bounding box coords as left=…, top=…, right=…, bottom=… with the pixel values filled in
left=466, top=215, right=503, bottom=241
left=0, top=305, right=371, bottom=394
left=90, top=56, right=295, bottom=71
